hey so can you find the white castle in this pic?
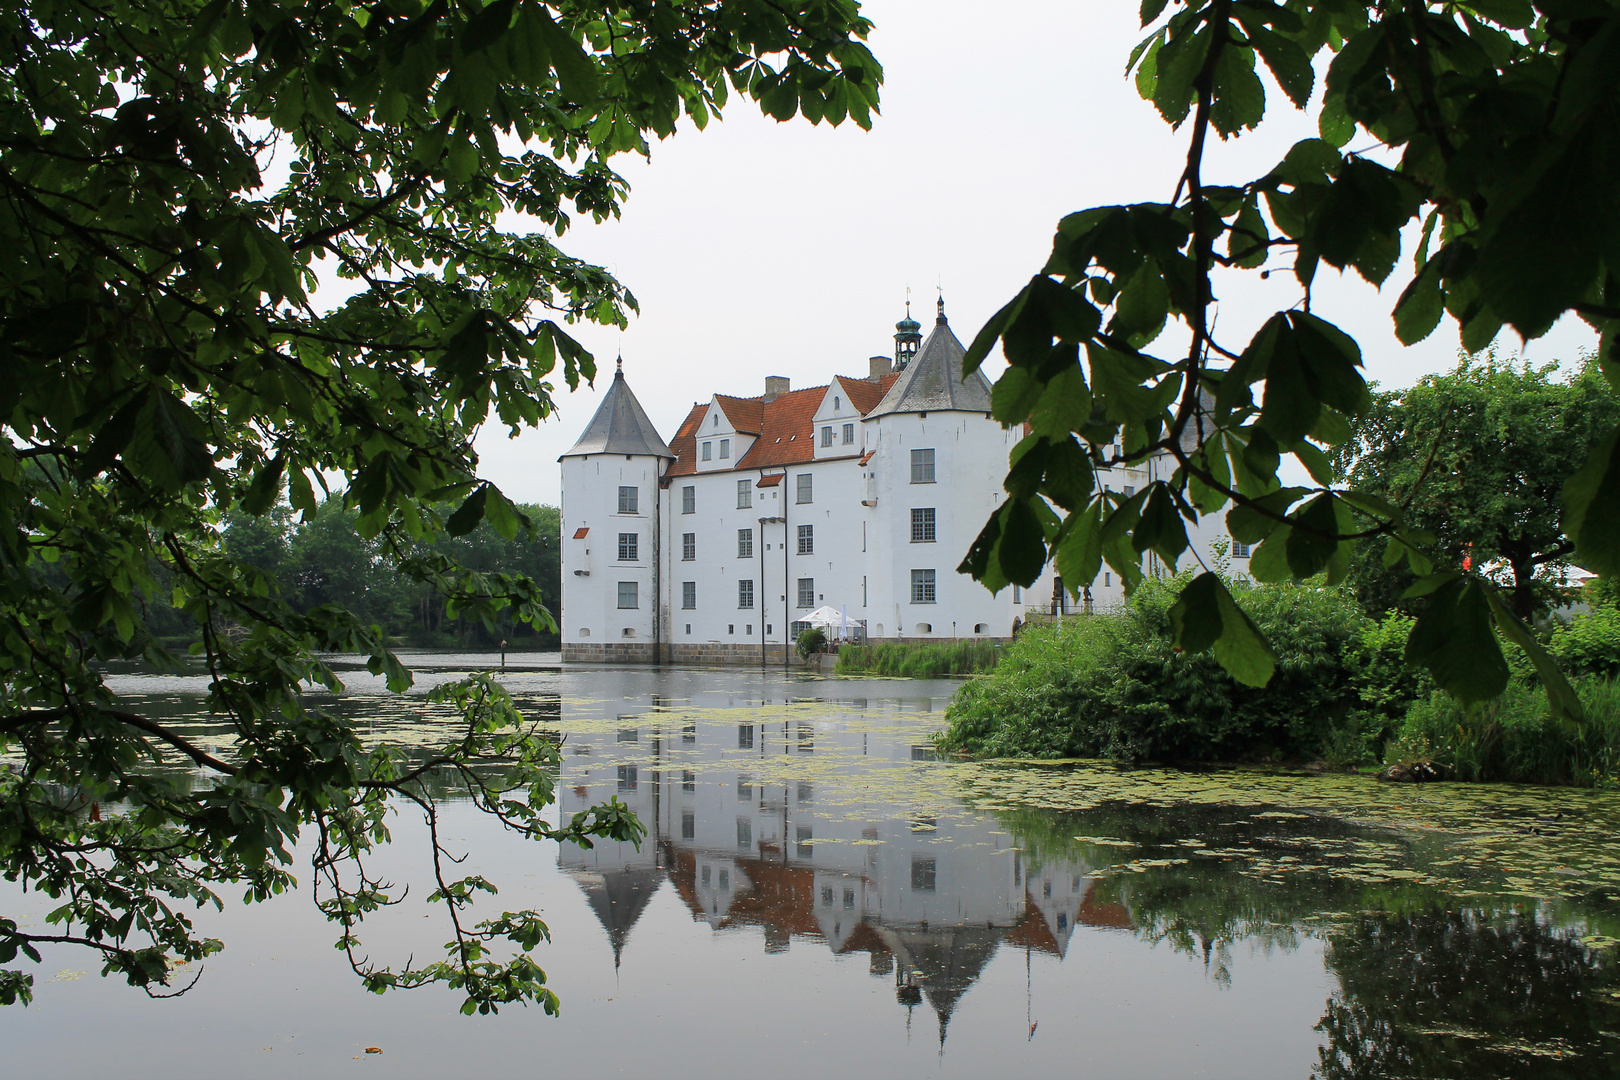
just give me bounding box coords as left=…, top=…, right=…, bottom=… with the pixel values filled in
left=559, top=299, right=1233, bottom=663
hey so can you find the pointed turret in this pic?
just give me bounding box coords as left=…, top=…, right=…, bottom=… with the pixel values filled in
left=567, top=865, right=663, bottom=969
left=867, top=298, right=993, bottom=418
left=560, top=359, right=674, bottom=459
left=894, top=301, right=922, bottom=369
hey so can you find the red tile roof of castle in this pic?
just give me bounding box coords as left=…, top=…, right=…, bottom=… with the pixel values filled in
left=662, top=372, right=901, bottom=480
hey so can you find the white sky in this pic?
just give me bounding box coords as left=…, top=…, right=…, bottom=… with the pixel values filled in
left=472, top=0, right=1596, bottom=507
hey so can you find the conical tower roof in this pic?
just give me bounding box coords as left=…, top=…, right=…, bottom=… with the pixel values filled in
left=567, top=864, right=663, bottom=968
left=560, top=362, right=674, bottom=459
left=867, top=303, right=993, bottom=418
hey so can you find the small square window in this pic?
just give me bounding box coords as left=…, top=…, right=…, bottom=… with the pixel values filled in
left=1231, top=535, right=1251, bottom=558
left=617, top=486, right=638, bottom=513
left=616, top=581, right=638, bottom=609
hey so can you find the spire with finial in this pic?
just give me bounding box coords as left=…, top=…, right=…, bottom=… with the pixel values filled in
left=894, top=291, right=922, bottom=369
left=936, top=286, right=947, bottom=325
left=616, top=353, right=624, bottom=375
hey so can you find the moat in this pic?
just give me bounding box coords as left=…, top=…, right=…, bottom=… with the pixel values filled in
left=6, top=657, right=1620, bottom=1079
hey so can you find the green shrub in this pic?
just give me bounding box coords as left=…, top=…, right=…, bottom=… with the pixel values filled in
left=938, top=576, right=1397, bottom=763
left=834, top=639, right=1001, bottom=677
left=1390, top=677, right=1620, bottom=786
left=796, top=626, right=828, bottom=660
left=1547, top=607, right=1620, bottom=681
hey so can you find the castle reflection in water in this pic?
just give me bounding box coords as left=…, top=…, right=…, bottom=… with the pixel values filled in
left=554, top=686, right=1128, bottom=1043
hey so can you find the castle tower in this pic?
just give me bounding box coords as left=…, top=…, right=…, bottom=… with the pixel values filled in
left=893, top=301, right=922, bottom=369
left=559, top=359, right=674, bottom=661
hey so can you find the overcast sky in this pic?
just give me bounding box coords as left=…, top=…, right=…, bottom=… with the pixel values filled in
left=473, top=0, right=1597, bottom=508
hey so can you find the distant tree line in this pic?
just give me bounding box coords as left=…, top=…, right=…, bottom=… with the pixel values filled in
left=138, top=502, right=562, bottom=650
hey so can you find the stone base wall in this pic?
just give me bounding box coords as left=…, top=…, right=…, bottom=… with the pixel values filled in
left=561, top=641, right=658, bottom=663
left=661, top=642, right=795, bottom=666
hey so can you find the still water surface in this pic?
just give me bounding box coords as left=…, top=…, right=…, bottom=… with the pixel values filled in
left=6, top=656, right=1620, bottom=1078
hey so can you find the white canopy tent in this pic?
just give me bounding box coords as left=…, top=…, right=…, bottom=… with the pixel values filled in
left=801, top=606, right=862, bottom=640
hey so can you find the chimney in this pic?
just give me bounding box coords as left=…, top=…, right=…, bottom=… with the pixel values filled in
left=868, top=355, right=891, bottom=381
left=764, top=375, right=789, bottom=403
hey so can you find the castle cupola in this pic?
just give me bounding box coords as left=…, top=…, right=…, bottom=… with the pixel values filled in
left=894, top=301, right=922, bottom=369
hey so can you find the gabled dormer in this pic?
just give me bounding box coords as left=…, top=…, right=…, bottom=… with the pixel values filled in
left=695, top=394, right=760, bottom=471
left=810, top=378, right=866, bottom=459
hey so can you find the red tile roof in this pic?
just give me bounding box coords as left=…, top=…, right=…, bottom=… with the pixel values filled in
left=572, top=527, right=589, bottom=539
left=839, top=373, right=898, bottom=415
left=714, top=394, right=763, bottom=434
left=662, top=404, right=707, bottom=480
left=755, top=474, right=784, bottom=487
left=734, top=383, right=829, bottom=469
left=662, top=373, right=902, bottom=478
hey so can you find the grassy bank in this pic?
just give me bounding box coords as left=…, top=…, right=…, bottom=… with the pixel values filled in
left=834, top=640, right=1002, bottom=677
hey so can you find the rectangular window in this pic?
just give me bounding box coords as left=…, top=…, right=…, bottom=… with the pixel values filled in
left=796, top=473, right=812, bottom=504
left=617, top=581, right=638, bottom=609
left=617, top=485, right=638, bottom=513
left=796, top=824, right=813, bottom=859
left=682, top=769, right=696, bottom=792
left=910, top=855, right=937, bottom=892
left=701, top=441, right=712, bottom=461
left=1013, top=584, right=1022, bottom=603
left=910, top=507, right=936, bottom=543
left=738, top=724, right=754, bottom=750
left=681, top=581, right=696, bottom=610
left=738, top=528, right=753, bottom=558
left=618, top=532, right=638, bottom=561
left=1123, top=485, right=1135, bottom=498
left=738, top=579, right=754, bottom=609
left=681, top=810, right=695, bottom=840
left=911, top=569, right=936, bottom=604
left=910, top=448, right=936, bottom=484
left=797, top=524, right=814, bottom=555
left=737, top=479, right=752, bottom=509
left=719, top=438, right=730, bottom=459
left=820, top=426, right=833, bottom=447
left=1231, top=535, right=1251, bottom=559
left=737, top=817, right=753, bottom=849
left=681, top=485, right=695, bottom=514
left=682, top=532, right=695, bottom=561
left=617, top=764, right=637, bottom=792
left=797, top=577, right=814, bottom=609
left=842, top=423, right=854, bottom=445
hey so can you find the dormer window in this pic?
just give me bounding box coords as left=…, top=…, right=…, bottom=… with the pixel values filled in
left=834, top=396, right=841, bottom=410
left=702, top=441, right=712, bottom=461
left=712, top=413, right=719, bottom=428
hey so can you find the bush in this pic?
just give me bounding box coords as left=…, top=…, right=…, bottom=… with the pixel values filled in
left=1547, top=607, right=1620, bottom=681
left=938, top=576, right=1408, bottom=763
left=795, top=626, right=827, bottom=660
left=1390, top=677, right=1620, bottom=786
left=833, top=640, right=1002, bottom=677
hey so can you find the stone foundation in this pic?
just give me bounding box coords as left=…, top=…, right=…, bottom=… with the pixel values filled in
left=561, top=641, right=659, bottom=663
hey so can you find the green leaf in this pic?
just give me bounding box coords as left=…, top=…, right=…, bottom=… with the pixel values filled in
left=241, top=454, right=286, bottom=516
left=446, top=485, right=489, bottom=537
left=1563, top=424, right=1620, bottom=577
left=1405, top=578, right=1510, bottom=706
left=1247, top=24, right=1314, bottom=109
left=1393, top=259, right=1444, bottom=346
left=997, top=499, right=1049, bottom=588
left=1169, top=572, right=1277, bottom=686
left=1483, top=588, right=1585, bottom=724
left=1210, top=43, right=1266, bottom=137
left=530, top=6, right=599, bottom=104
